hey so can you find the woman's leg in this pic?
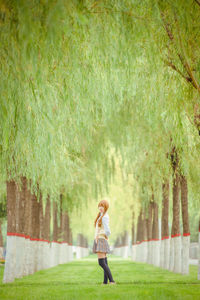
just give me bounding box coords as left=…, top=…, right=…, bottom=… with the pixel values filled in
left=104, top=256, right=108, bottom=283
left=97, top=252, right=115, bottom=283
left=96, top=252, right=108, bottom=283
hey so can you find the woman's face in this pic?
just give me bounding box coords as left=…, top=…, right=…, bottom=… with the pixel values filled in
left=98, top=205, right=104, bottom=213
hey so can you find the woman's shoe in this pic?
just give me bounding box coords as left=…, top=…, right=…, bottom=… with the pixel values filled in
left=109, top=281, right=116, bottom=285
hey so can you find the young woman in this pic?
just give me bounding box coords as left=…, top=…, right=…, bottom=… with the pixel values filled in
left=93, top=199, right=116, bottom=285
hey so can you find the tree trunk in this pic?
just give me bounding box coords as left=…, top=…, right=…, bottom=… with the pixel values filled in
left=113, top=236, right=120, bottom=256
left=80, top=234, right=83, bottom=258
left=147, top=200, right=153, bottom=264
left=170, top=146, right=181, bottom=273
left=76, top=233, right=82, bottom=259
left=180, top=174, right=190, bottom=275
left=37, top=193, right=44, bottom=271
left=0, top=220, right=3, bottom=260
left=152, top=201, right=160, bottom=266
left=22, top=179, right=32, bottom=276
left=131, top=210, right=136, bottom=261
left=52, top=202, right=59, bottom=266
left=122, top=230, right=129, bottom=258
left=131, top=210, right=135, bottom=245
left=161, top=179, right=170, bottom=270
left=68, top=220, right=73, bottom=261
left=53, top=202, right=58, bottom=241
left=82, top=235, right=87, bottom=258
left=15, top=176, right=27, bottom=278
left=58, top=195, right=65, bottom=264
left=65, top=212, right=70, bottom=262
left=30, top=192, right=40, bottom=274
left=141, top=209, right=147, bottom=263
left=43, top=196, right=51, bottom=269
left=63, top=211, right=69, bottom=263
left=65, top=211, right=69, bottom=244
left=136, top=209, right=142, bottom=262
left=3, top=180, right=17, bottom=283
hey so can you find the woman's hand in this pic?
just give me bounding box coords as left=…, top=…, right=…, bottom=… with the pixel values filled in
left=104, top=234, right=108, bottom=240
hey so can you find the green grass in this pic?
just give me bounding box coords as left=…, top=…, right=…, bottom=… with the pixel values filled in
left=0, top=254, right=199, bottom=300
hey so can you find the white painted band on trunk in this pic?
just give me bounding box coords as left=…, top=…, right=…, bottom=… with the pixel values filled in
left=169, top=237, right=174, bottom=271
left=163, top=238, right=170, bottom=270
left=3, top=235, right=16, bottom=283
left=182, top=235, right=190, bottom=275
left=173, top=235, right=182, bottom=273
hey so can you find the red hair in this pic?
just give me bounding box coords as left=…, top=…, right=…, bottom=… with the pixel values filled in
left=94, top=199, right=109, bottom=228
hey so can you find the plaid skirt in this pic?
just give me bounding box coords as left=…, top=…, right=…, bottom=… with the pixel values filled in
left=92, top=238, right=111, bottom=254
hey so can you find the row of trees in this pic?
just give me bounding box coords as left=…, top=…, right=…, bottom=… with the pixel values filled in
left=111, top=145, right=198, bottom=277
left=0, top=0, right=200, bottom=283
left=131, top=178, right=189, bottom=275
left=106, top=0, right=200, bottom=280
left=0, top=0, right=118, bottom=283
left=3, top=177, right=75, bottom=283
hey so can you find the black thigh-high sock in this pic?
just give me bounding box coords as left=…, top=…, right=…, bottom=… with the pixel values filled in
left=98, top=258, right=115, bottom=283
left=103, top=257, right=108, bottom=284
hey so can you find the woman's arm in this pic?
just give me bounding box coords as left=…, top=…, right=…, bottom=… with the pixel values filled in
left=102, top=215, right=111, bottom=238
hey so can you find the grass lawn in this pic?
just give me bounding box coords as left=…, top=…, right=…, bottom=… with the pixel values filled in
left=0, top=254, right=199, bottom=300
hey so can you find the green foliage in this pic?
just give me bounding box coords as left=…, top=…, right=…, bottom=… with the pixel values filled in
left=0, top=0, right=199, bottom=232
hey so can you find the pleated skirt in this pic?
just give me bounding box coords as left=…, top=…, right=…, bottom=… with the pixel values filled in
left=92, top=238, right=111, bottom=254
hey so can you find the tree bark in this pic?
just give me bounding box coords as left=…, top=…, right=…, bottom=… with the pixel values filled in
left=23, top=179, right=33, bottom=276
left=147, top=200, right=153, bottom=264
left=136, top=209, right=142, bottom=243
left=152, top=200, right=160, bottom=266
left=161, top=180, right=170, bottom=239
left=131, top=210, right=135, bottom=245
left=53, top=202, right=58, bottom=242
left=69, top=226, right=73, bottom=245
left=0, top=220, right=3, bottom=260
left=58, top=195, right=65, bottom=264
left=43, top=196, right=51, bottom=269
left=63, top=211, right=69, bottom=263
left=180, top=174, right=190, bottom=275
left=63, top=211, right=69, bottom=243
left=52, top=202, right=59, bottom=266
left=30, top=192, right=40, bottom=273
left=140, top=209, right=147, bottom=263
left=170, top=146, right=181, bottom=273
left=152, top=202, right=159, bottom=239
left=131, top=210, right=136, bottom=261
left=161, top=179, right=170, bottom=269
left=44, top=196, right=51, bottom=242
left=15, top=176, right=27, bottom=278
left=136, top=209, right=142, bottom=262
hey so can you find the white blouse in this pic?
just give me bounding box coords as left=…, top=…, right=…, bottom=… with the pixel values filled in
left=95, top=212, right=111, bottom=239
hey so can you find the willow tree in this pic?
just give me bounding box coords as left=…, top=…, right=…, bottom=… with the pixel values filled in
left=1, top=0, right=200, bottom=282
left=0, top=0, right=147, bottom=282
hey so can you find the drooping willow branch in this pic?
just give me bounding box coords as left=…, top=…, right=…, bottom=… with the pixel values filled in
left=194, top=0, right=200, bottom=7
left=159, top=8, right=200, bottom=94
